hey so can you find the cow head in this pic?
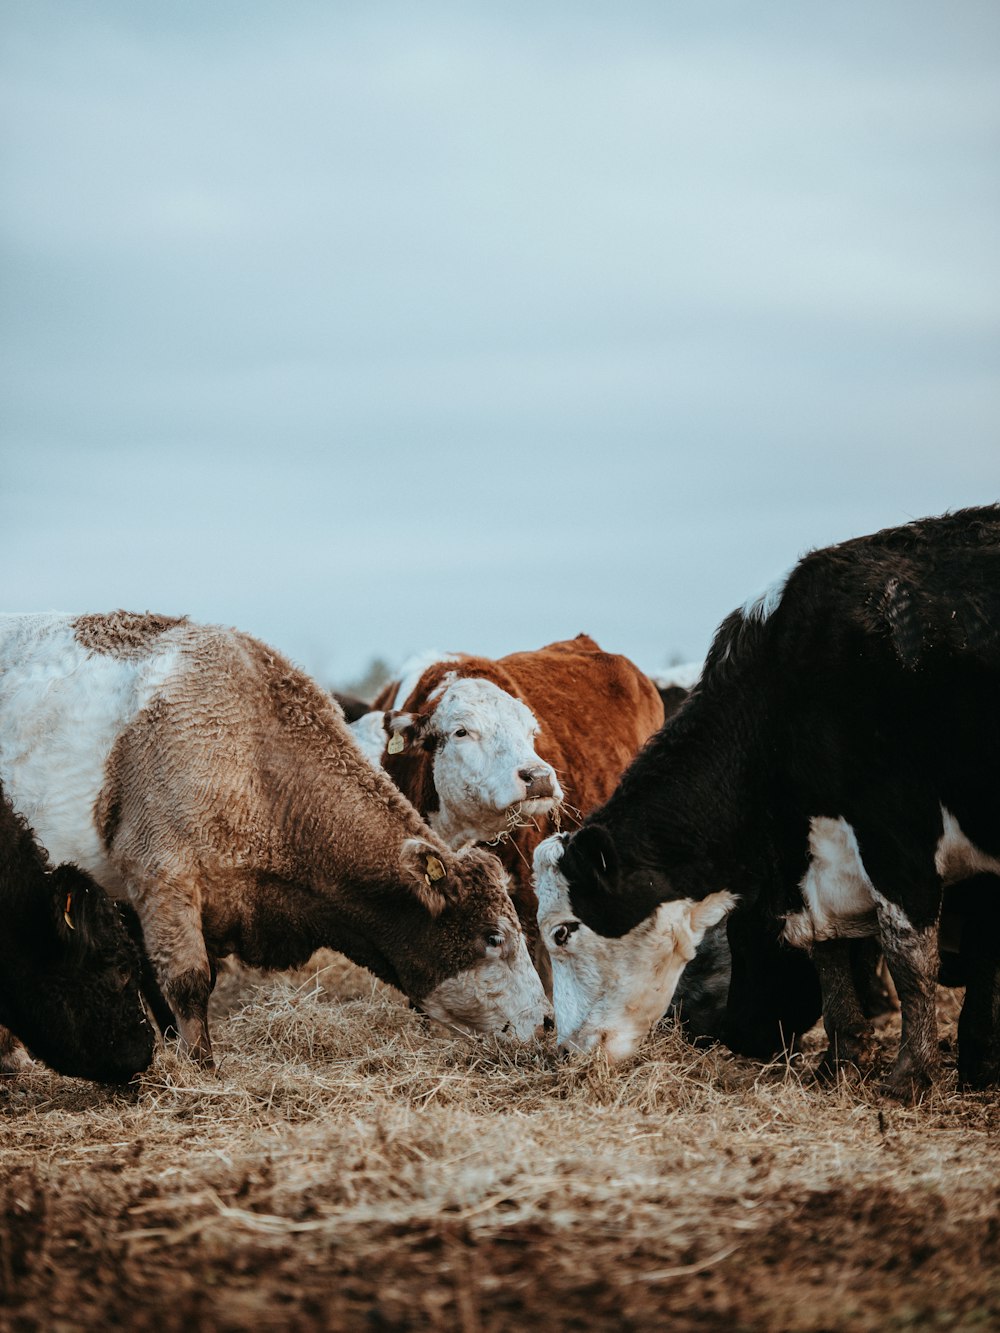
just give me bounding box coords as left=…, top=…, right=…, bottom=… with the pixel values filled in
left=384, top=677, right=563, bottom=845
left=534, top=834, right=735, bottom=1062
left=393, top=838, right=551, bottom=1040
left=10, top=865, right=155, bottom=1083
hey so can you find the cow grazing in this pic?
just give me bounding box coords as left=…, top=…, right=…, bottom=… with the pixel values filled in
left=373, top=636, right=665, bottom=976
left=535, top=507, right=1000, bottom=1097
left=0, top=781, right=154, bottom=1084
left=0, top=612, right=548, bottom=1065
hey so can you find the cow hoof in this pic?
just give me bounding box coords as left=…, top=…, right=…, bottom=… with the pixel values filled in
left=881, top=1065, right=933, bottom=1104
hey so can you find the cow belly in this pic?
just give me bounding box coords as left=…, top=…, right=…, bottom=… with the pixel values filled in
left=783, top=817, right=878, bottom=948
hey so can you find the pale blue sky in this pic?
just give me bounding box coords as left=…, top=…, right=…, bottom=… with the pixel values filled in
left=2, top=2, right=998, bottom=688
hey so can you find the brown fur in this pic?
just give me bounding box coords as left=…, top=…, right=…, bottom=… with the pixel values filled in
left=73, top=610, right=189, bottom=658
left=377, top=635, right=665, bottom=968
left=93, top=623, right=523, bottom=1062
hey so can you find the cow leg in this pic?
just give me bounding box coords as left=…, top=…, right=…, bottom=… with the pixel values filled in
left=852, top=939, right=897, bottom=1019
left=122, top=872, right=215, bottom=1066
left=811, top=938, right=878, bottom=1081
left=874, top=900, right=940, bottom=1100
left=955, top=878, right=1000, bottom=1089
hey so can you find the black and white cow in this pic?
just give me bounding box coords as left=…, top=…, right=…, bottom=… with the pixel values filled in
left=535, top=506, right=1000, bottom=1096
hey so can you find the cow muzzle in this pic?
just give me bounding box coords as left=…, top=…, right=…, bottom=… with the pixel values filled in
left=517, top=765, right=558, bottom=802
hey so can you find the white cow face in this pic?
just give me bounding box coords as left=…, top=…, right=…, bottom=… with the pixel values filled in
left=386, top=677, right=563, bottom=846
left=534, top=835, right=736, bottom=1062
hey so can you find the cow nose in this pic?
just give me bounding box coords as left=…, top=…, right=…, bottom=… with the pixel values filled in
left=518, top=765, right=555, bottom=798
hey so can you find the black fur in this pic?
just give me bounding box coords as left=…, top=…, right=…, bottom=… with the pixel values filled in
left=0, top=783, right=154, bottom=1083
left=560, top=507, right=1000, bottom=1084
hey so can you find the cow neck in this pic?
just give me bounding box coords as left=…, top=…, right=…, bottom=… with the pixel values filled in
left=604, top=681, right=772, bottom=884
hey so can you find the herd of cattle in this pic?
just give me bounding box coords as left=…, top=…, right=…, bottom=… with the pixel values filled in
left=0, top=506, right=997, bottom=1101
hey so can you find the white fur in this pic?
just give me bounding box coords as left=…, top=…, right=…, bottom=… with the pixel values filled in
left=388, top=650, right=460, bottom=711
left=533, top=835, right=735, bottom=1062
left=935, top=807, right=1000, bottom=882
left=741, top=566, right=794, bottom=622
left=348, top=711, right=388, bottom=768
left=0, top=613, right=183, bottom=890
left=784, top=809, right=1000, bottom=950
left=419, top=924, right=550, bottom=1041
left=783, top=816, right=878, bottom=948
left=426, top=677, right=563, bottom=846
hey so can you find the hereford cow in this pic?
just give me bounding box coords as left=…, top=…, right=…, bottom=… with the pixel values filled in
left=535, top=507, right=1000, bottom=1097
left=0, top=780, right=154, bottom=1084
left=0, top=612, right=548, bottom=1065
left=373, top=636, right=665, bottom=978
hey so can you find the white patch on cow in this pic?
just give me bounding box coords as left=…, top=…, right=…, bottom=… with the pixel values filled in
left=935, top=807, right=1000, bottom=883
left=427, top=678, right=563, bottom=846
left=534, top=835, right=735, bottom=1062
left=390, top=650, right=461, bottom=710
left=0, top=613, right=184, bottom=891
left=651, top=661, right=703, bottom=691
left=741, top=566, right=794, bottom=623
left=419, top=924, right=550, bottom=1040
left=348, top=711, right=388, bottom=768
left=783, top=816, right=878, bottom=949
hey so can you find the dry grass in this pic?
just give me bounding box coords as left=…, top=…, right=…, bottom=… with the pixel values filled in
left=1, top=955, right=997, bottom=1331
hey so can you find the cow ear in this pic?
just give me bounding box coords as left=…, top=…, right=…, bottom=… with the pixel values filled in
left=563, top=825, right=633, bottom=936
left=399, top=838, right=454, bottom=915
left=689, top=891, right=738, bottom=940
left=49, top=865, right=96, bottom=952
left=384, top=710, right=434, bottom=755
left=566, top=825, right=619, bottom=890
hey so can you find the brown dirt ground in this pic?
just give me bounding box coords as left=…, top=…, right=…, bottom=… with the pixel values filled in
left=1, top=955, right=997, bottom=1332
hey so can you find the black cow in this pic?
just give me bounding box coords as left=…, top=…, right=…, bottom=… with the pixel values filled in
left=0, top=783, right=155, bottom=1084
left=536, top=506, right=1000, bottom=1097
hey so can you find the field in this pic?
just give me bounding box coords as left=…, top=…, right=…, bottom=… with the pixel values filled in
left=1, top=954, right=997, bottom=1332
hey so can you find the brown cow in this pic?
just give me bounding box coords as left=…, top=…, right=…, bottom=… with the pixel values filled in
left=0, top=612, right=548, bottom=1064
left=374, top=635, right=665, bottom=981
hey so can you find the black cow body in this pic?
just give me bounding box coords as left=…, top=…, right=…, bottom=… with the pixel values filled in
left=0, top=783, right=154, bottom=1084
left=561, top=506, right=1000, bottom=1096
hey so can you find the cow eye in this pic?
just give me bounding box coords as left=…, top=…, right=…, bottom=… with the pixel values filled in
left=552, top=922, right=579, bottom=948
left=485, top=930, right=503, bottom=950
left=454, top=727, right=468, bottom=738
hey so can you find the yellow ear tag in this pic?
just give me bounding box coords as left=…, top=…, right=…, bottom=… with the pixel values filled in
left=64, top=893, right=75, bottom=931
left=425, top=856, right=446, bottom=882
left=387, top=733, right=404, bottom=755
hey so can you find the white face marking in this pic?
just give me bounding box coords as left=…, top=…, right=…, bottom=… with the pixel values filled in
left=740, top=565, right=794, bottom=623
left=534, top=836, right=735, bottom=1062
left=419, top=925, right=550, bottom=1040
left=428, top=677, right=563, bottom=846
left=783, top=816, right=878, bottom=948
left=348, top=711, right=388, bottom=768
left=935, top=807, right=1000, bottom=883
left=0, top=613, right=183, bottom=890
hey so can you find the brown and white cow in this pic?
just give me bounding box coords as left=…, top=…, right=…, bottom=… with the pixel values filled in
left=372, top=635, right=665, bottom=978
left=0, top=612, right=548, bottom=1064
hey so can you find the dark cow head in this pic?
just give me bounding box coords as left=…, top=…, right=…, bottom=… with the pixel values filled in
left=5, top=864, right=155, bottom=1084
left=534, top=834, right=735, bottom=1061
